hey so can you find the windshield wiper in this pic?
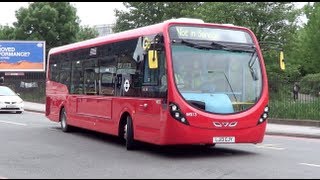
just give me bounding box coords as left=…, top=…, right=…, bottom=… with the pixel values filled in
left=248, top=51, right=258, bottom=81
left=211, top=41, right=228, bottom=49
left=180, top=39, right=215, bottom=50
left=207, top=70, right=238, bottom=103
left=180, top=39, right=227, bottom=50
left=222, top=72, right=238, bottom=103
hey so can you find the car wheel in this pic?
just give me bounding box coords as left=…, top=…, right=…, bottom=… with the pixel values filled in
left=60, top=108, right=71, bottom=132
left=125, top=116, right=136, bottom=150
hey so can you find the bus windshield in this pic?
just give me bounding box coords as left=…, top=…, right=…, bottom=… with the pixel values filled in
left=169, top=26, right=262, bottom=114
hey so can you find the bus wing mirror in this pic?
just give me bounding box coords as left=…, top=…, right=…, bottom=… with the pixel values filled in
left=148, top=50, right=158, bottom=69
left=279, top=51, right=285, bottom=70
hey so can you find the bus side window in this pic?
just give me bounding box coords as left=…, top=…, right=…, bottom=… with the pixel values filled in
left=50, top=63, right=59, bottom=82
left=99, top=44, right=117, bottom=96
left=71, top=60, right=83, bottom=94
left=49, top=55, right=60, bottom=82
left=143, top=54, right=158, bottom=85
left=100, top=72, right=115, bottom=96
left=59, top=60, right=71, bottom=89
left=83, top=59, right=99, bottom=95
left=141, top=50, right=167, bottom=98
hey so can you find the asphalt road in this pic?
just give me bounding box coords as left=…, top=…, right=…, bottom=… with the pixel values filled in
left=0, top=111, right=320, bottom=179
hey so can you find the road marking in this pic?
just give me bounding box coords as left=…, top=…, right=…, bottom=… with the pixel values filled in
left=266, top=135, right=320, bottom=142
left=299, top=163, right=320, bottom=168
left=0, top=120, right=27, bottom=126
left=255, top=143, right=285, bottom=150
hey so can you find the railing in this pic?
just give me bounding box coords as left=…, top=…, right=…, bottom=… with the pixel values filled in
left=0, top=72, right=46, bottom=103
left=1, top=72, right=319, bottom=120
left=269, top=78, right=320, bottom=120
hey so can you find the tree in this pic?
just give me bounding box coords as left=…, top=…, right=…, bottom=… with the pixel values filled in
left=195, top=2, right=301, bottom=43
left=76, top=25, right=99, bottom=41
left=194, top=2, right=303, bottom=83
left=113, top=2, right=300, bottom=58
left=113, top=2, right=201, bottom=32
left=0, top=25, right=15, bottom=40
left=0, top=2, right=99, bottom=58
left=13, top=2, right=80, bottom=53
left=298, top=2, right=320, bottom=74
left=112, top=2, right=303, bottom=82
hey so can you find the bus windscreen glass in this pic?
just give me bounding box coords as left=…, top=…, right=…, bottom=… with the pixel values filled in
left=169, top=25, right=262, bottom=114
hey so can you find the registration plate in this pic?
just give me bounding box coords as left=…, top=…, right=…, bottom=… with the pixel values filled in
left=6, top=105, right=17, bottom=108
left=213, top=136, right=235, bottom=143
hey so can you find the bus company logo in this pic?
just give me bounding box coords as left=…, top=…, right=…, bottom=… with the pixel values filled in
left=124, top=79, right=130, bottom=92
left=212, top=121, right=238, bottom=128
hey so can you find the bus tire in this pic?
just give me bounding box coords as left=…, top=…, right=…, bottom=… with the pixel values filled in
left=60, top=108, right=71, bottom=132
left=125, top=116, right=136, bottom=150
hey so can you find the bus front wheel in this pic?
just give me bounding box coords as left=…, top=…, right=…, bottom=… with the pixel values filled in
left=125, top=116, right=136, bottom=150
left=60, top=108, right=71, bottom=132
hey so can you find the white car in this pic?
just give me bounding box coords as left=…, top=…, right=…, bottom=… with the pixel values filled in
left=0, top=86, right=24, bottom=114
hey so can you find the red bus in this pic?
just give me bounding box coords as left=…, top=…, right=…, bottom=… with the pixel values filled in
left=46, top=18, right=270, bottom=150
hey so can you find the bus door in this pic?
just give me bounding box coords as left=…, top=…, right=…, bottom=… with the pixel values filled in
left=133, top=49, right=166, bottom=142
left=135, top=96, right=163, bottom=142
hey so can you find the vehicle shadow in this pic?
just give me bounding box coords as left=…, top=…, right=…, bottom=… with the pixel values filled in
left=134, top=143, right=258, bottom=159
left=50, top=126, right=258, bottom=159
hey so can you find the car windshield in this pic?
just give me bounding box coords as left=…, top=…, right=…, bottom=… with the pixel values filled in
left=0, top=86, right=17, bottom=96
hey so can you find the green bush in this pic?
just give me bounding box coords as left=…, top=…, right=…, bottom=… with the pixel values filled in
left=299, top=73, right=320, bottom=97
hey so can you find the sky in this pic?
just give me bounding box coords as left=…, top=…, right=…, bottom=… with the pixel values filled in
left=0, top=2, right=309, bottom=27
left=0, top=2, right=125, bottom=27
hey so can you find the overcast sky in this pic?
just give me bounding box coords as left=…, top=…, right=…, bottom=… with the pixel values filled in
left=0, top=2, right=308, bottom=27
left=0, top=2, right=125, bottom=27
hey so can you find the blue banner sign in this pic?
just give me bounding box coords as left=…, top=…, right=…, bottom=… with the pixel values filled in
left=0, top=41, right=46, bottom=72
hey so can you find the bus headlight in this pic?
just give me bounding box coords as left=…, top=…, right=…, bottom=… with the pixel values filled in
left=259, top=118, right=264, bottom=123
left=169, top=102, right=189, bottom=125
left=171, top=105, right=178, bottom=111
left=257, top=105, right=269, bottom=125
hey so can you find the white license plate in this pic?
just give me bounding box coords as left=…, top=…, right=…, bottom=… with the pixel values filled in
left=6, top=105, right=17, bottom=108
left=213, top=136, right=235, bottom=143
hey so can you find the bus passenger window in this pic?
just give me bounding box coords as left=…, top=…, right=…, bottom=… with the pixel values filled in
left=143, top=55, right=159, bottom=85
left=59, top=61, right=71, bottom=88
left=83, top=59, right=98, bottom=95
left=84, top=68, right=97, bottom=95
left=101, top=72, right=115, bottom=96
left=71, top=60, right=83, bottom=94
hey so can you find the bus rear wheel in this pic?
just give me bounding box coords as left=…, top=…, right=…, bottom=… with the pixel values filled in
left=124, top=116, right=136, bottom=150
left=60, top=108, right=71, bottom=132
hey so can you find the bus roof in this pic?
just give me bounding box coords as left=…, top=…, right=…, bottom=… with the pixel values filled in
left=48, top=18, right=243, bottom=55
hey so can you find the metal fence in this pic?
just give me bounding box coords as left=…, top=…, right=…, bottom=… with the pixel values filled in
left=268, top=78, right=320, bottom=120
left=0, top=72, right=319, bottom=120
left=0, top=72, right=46, bottom=104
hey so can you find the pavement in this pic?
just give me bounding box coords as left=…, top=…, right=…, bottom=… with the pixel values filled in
left=23, top=101, right=320, bottom=139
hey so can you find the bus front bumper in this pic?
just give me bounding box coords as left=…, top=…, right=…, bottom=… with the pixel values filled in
left=160, top=120, right=267, bottom=145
